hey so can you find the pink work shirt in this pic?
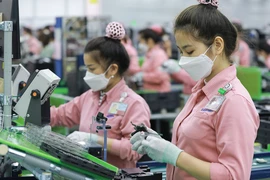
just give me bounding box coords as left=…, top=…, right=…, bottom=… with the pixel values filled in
left=167, top=65, right=259, bottom=180
left=171, top=70, right=197, bottom=95
left=142, top=45, right=171, bottom=92
left=122, top=43, right=141, bottom=75
left=27, top=36, right=42, bottom=55
left=265, top=55, right=270, bottom=69
left=50, top=79, right=151, bottom=168
left=231, top=39, right=251, bottom=67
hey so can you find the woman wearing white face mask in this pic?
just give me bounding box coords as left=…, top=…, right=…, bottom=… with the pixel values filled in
left=50, top=22, right=151, bottom=168
left=256, top=38, right=270, bottom=69
left=131, top=0, right=259, bottom=179
left=132, top=28, right=171, bottom=92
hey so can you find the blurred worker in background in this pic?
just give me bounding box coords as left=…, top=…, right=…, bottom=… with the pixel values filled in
left=256, top=38, right=270, bottom=69
left=161, top=59, right=196, bottom=95
left=230, top=21, right=251, bottom=67
left=39, top=28, right=55, bottom=59
left=50, top=22, right=151, bottom=169
left=121, top=34, right=141, bottom=76
left=132, top=28, right=170, bottom=92
left=21, top=26, right=42, bottom=56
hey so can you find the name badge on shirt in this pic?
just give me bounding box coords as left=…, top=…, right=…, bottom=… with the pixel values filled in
left=204, top=95, right=226, bottom=112
left=108, top=102, right=128, bottom=116
left=202, top=83, right=233, bottom=112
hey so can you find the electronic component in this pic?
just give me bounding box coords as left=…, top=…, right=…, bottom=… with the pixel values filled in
left=131, top=122, right=163, bottom=138
left=131, top=122, right=148, bottom=136
left=114, top=167, right=163, bottom=180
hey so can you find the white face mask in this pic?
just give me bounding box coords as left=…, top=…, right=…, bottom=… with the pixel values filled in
left=83, top=65, right=112, bottom=92
left=138, top=43, right=149, bottom=54
left=258, top=55, right=265, bottom=62
left=179, top=46, right=217, bottom=81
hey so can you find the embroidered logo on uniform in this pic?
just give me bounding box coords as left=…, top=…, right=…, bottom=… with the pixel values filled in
left=107, top=114, right=114, bottom=118
left=201, top=108, right=214, bottom=112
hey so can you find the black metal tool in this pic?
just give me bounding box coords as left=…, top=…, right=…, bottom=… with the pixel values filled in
left=131, top=122, right=148, bottom=136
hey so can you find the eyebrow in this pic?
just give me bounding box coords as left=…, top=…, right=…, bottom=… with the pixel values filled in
left=86, top=64, right=95, bottom=67
left=181, top=45, right=192, bottom=50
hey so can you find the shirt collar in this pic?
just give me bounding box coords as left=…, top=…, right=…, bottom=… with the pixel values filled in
left=93, top=78, right=126, bottom=103
left=192, top=65, right=237, bottom=100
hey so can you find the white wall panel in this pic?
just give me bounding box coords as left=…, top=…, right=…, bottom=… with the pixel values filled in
left=18, top=0, right=270, bottom=29
left=35, top=0, right=65, bottom=17
left=19, top=0, right=34, bottom=18
left=67, top=0, right=85, bottom=17
left=101, top=0, right=270, bottom=29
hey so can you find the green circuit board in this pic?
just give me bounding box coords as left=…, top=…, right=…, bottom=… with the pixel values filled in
left=0, top=129, right=119, bottom=180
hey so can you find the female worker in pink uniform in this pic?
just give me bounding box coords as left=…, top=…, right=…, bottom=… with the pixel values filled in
left=121, top=35, right=141, bottom=76
left=256, top=38, right=270, bottom=69
left=132, top=28, right=171, bottom=92
left=131, top=1, right=260, bottom=179
left=161, top=59, right=197, bottom=95
left=50, top=22, right=151, bottom=169
left=230, top=22, right=251, bottom=67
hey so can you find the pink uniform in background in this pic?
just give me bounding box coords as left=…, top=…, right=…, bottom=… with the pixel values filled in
left=122, top=43, right=141, bottom=75
left=142, top=45, right=171, bottom=92
left=27, top=36, right=42, bottom=55
left=231, top=39, right=251, bottom=67
left=171, top=70, right=197, bottom=95
left=167, top=65, right=259, bottom=180
left=50, top=79, right=151, bottom=168
left=265, top=55, right=270, bottom=69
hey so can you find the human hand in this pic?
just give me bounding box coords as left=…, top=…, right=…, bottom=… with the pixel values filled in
left=161, top=59, right=181, bottom=74
left=136, top=135, right=183, bottom=166
left=67, top=131, right=98, bottom=144
left=130, top=127, right=161, bottom=154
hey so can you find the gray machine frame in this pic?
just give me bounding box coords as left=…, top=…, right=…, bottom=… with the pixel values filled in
left=0, top=20, right=13, bottom=128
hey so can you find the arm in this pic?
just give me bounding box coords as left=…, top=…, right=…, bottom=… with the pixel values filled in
left=99, top=101, right=151, bottom=161
left=176, top=95, right=259, bottom=179
left=127, top=47, right=141, bottom=75
left=171, top=70, right=196, bottom=86
left=239, top=41, right=251, bottom=67
left=50, top=93, right=86, bottom=127
left=176, top=152, right=210, bottom=180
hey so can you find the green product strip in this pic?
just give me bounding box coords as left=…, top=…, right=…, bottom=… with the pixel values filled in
left=83, top=153, right=119, bottom=172
left=0, top=132, right=118, bottom=180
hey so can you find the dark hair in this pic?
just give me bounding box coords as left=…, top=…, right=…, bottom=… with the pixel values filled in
left=23, top=27, right=32, bottom=35
left=38, top=29, right=54, bottom=47
left=258, top=39, right=270, bottom=54
left=232, top=22, right=243, bottom=33
left=139, top=28, right=161, bottom=44
left=84, top=37, right=130, bottom=76
left=174, top=4, right=237, bottom=57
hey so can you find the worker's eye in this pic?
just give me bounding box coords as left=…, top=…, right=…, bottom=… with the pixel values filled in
left=88, top=68, right=95, bottom=72
left=187, top=51, right=194, bottom=55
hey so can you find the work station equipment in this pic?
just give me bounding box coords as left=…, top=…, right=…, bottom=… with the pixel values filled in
left=13, top=69, right=60, bottom=126
left=11, top=64, right=30, bottom=101
left=0, top=0, right=21, bottom=128
left=0, top=123, right=162, bottom=179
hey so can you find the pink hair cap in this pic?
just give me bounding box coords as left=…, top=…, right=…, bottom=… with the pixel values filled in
left=105, top=22, right=125, bottom=40
left=150, top=25, right=163, bottom=35
left=198, top=0, right=219, bottom=7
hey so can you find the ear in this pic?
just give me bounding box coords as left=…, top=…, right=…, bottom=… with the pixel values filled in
left=213, top=36, right=224, bottom=56
left=108, top=63, right=119, bottom=77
